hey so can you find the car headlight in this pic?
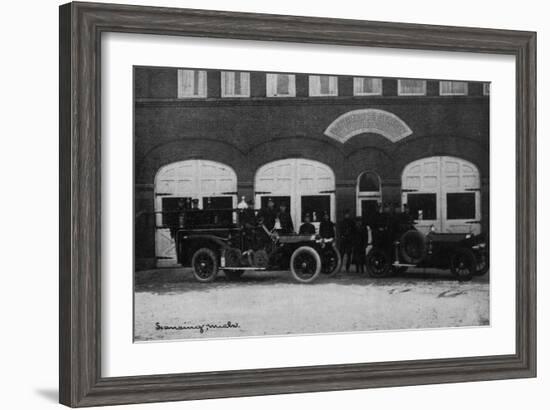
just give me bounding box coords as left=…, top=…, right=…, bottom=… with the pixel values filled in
left=472, top=243, right=486, bottom=249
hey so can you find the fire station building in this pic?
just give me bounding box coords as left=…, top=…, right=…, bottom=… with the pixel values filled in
left=134, top=67, right=490, bottom=269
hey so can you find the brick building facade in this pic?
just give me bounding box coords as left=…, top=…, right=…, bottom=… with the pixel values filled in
left=134, top=67, right=489, bottom=269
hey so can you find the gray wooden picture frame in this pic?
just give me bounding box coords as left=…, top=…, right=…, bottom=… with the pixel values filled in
left=59, top=1, right=537, bottom=407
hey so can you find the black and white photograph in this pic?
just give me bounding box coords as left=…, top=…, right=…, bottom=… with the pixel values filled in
left=133, top=67, right=490, bottom=342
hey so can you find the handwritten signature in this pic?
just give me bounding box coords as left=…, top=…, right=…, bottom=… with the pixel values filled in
left=155, top=321, right=240, bottom=334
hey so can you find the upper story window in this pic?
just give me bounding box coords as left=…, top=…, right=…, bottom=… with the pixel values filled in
left=358, top=171, right=381, bottom=194
left=483, top=83, right=490, bottom=96
left=353, top=77, right=382, bottom=96
left=309, top=75, right=338, bottom=96
left=397, top=79, right=427, bottom=96
left=439, top=81, right=468, bottom=96
left=221, top=71, right=250, bottom=97
left=266, top=73, right=296, bottom=97
left=177, top=69, right=207, bottom=98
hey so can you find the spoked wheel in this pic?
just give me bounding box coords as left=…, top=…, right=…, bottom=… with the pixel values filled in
left=290, top=246, right=322, bottom=283
left=366, top=248, right=391, bottom=278
left=450, top=248, right=475, bottom=282
left=224, top=270, right=244, bottom=281
left=321, top=246, right=342, bottom=277
left=191, top=248, right=219, bottom=283
left=473, top=251, right=489, bottom=276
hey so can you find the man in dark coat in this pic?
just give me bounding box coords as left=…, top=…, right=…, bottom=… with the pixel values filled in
left=298, top=213, right=316, bottom=235
left=339, top=209, right=355, bottom=272
left=319, top=212, right=335, bottom=239
left=277, top=202, right=294, bottom=234
left=352, top=218, right=369, bottom=273
left=239, top=199, right=258, bottom=251
left=258, top=198, right=277, bottom=231
left=186, top=198, right=202, bottom=227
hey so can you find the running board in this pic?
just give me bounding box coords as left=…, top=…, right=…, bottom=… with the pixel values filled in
left=392, top=263, right=416, bottom=267
left=222, top=267, right=267, bottom=271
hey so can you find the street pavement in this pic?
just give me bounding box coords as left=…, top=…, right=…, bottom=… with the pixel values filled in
left=134, top=266, right=489, bottom=342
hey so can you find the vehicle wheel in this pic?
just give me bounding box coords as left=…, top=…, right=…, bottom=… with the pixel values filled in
left=191, top=248, right=219, bottom=283
left=290, top=246, right=322, bottom=283
left=321, top=246, right=342, bottom=277
left=224, top=270, right=244, bottom=281
left=399, top=230, right=427, bottom=264
left=366, top=247, right=391, bottom=278
left=450, top=248, right=476, bottom=281
left=473, top=251, right=489, bottom=276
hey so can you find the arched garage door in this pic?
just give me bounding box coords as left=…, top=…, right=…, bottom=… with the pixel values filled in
left=402, top=156, right=481, bottom=234
left=154, top=160, right=237, bottom=266
left=255, top=159, right=335, bottom=233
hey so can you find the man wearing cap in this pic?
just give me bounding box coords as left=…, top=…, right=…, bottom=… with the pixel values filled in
left=277, top=202, right=294, bottom=234
left=299, top=213, right=316, bottom=235
left=319, top=212, right=335, bottom=239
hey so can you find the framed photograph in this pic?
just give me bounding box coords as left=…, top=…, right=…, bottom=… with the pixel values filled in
left=59, top=1, right=536, bottom=407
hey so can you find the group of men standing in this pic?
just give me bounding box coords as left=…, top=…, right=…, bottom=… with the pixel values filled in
left=255, top=198, right=370, bottom=272
left=173, top=196, right=373, bottom=272
left=339, top=209, right=372, bottom=273
left=257, top=198, right=335, bottom=238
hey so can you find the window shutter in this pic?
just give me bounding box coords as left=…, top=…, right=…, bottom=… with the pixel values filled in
left=440, top=81, right=468, bottom=95
left=197, top=71, right=206, bottom=97
left=353, top=78, right=382, bottom=95
left=277, top=74, right=289, bottom=95
left=241, top=72, right=250, bottom=96
left=223, top=72, right=234, bottom=96
left=178, top=69, right=206, bottom=98
left=329, top=76, right=338, bottom=95
left=309, top=75, right=337, bottom=96
left=320, top=76, right=330, bottom=95
left=267, top=74, right=295, bottom=97
left=398, top=79, right=426, bottom=95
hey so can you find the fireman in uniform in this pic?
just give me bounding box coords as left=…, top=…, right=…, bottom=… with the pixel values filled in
left=186, top=198, right=201, bottom=227
left=319, top=211, right=335, bottom=239
left=277, top=202, right=294, bottom=234
left=339, top=209, right=355, bottom=273
left=299, top=213, right=316, bottom=235
left=259, top=198, right=277, bottom=231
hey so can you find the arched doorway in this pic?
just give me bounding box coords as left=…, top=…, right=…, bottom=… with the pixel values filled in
left=356, top=171, right=382, bottom=219
left=154, top=160, right=237, bottom=266
left=401, top=156, right=481, bottom=234
left=254, top=159, right=335, bottom=233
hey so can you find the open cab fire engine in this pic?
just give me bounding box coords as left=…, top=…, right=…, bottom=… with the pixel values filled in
left=170, top=207, right=341, bottom=283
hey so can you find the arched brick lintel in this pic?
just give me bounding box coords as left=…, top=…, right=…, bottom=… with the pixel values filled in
left=324, top=109, right=413, bottom=143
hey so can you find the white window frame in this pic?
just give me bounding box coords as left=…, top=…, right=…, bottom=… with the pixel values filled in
left=439, top=80, right=469, bottom=96
left=397, top=79, right=427, bottom=96
left=177, top=69, right=207, bottom=98
left=221, top=71, right=250, bottom=98
left=483, top=83, right=491, bottom=96
left=356, top=171, right=382, bottom=218
left=266, top=73, right=296, bottom=97
left=308, top=75, right=338, bottom=97
left=353, top=77, right=382, bottom=96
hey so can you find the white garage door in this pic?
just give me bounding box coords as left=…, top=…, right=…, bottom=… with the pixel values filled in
left=154, top=160, right=237, bottom=266
left=255, top=159, right=335, bottom=232
left=402, top=156, right=481, bottom=234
